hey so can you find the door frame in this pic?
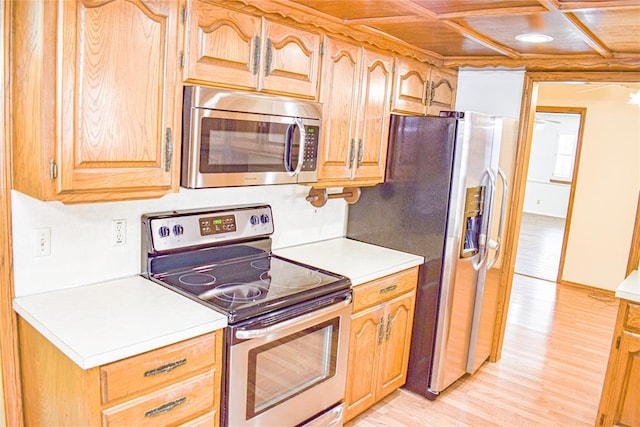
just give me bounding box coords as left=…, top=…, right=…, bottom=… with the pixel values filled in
left=491, top=71, right=640, bottom=361
left=532, top=106, right=587, bottom=285
left=1, top=1, right=24, bottom=425
left=627, top=192, right=640, bottom=276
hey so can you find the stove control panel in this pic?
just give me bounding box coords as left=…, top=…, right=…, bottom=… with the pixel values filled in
left=143, top=205, right=274, bottom=253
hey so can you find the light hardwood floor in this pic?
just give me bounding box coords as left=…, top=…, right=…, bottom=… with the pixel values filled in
left=345, top=275, right=618, bottom=426
left=514, top=213, right=566, bottom=282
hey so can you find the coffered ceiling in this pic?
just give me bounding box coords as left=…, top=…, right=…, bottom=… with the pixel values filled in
left=283, top=0, right=640, bottom=70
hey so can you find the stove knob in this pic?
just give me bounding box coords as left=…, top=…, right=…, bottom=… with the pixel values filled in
left=260, top=214, right=270, bottom=224
left=250, top=215, right=259, bottom=226
left=158, top=226, right=170, bottom=238
left=172, top=224, right=184, bottom=236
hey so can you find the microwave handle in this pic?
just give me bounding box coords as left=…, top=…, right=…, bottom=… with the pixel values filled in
left=284, top=117, right=306, bottom=177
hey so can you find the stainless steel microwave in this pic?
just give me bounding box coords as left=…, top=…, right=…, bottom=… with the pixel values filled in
left=181, top=86, right=322, bottom=188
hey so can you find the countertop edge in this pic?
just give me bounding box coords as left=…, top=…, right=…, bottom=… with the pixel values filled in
left=615, top=270, right=640, bottom=304
left=14, top=300, right=227, bottom=369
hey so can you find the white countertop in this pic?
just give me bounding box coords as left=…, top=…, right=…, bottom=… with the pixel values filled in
left=616, top=270, right=640, bottom=303
left=274, top=237, right=424, bottom=286
left=13, top=276, right=227, bottom=370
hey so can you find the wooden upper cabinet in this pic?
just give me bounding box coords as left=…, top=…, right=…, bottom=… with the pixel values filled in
left=391, top=57, right=458, bottom=116
left=183, top=0, right=321, bottom=100
left=427, top=67, right=458, bottom=116
left=183, top=1, right=261, bottom=91
left=11, top=0, right=181, bottom=203
left=318, top=38, right=362, bottom=182
left=260, top=20, right=320, bottom=98
left=317, top=37, right=392, bottom=187
left=392, top=57, right=430, bottom=116
left=353, top=49, right=393, bottom=182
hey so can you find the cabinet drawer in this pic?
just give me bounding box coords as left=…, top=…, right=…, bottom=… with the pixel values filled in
left=352, top=267, right=419, bottom=313
left=102, top=369, right=215, bottom=427
left=625, top=302, right=640, bottom=334
left=101, top=332, right=217, bottom=404
left=178, top=410, right=217, bottom=426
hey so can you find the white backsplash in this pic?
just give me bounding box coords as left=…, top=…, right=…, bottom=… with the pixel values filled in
left=11, top=185, right=348, bottom=297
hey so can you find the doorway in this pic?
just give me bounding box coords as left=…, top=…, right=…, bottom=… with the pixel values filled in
left=491, top=72, right=640, bottom=361
left=514, top=107, right=585, bottom=283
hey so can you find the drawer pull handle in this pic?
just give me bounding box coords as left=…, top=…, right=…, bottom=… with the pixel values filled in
left=143, top=358, right=187, bottom=377
left=144, top=397, right=187, bottom=417
left=379, top=285, right=398, bottom=294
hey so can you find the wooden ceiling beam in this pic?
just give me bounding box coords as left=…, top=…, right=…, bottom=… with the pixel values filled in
left=435, top=6, right=548, bottom=19
left=555, top=1, right=640, bottom=12
left=442, top=19, right=522, bottom=59
left=537, top=0, right=613, bottom=58
left=444, top=53, right=640, bottom=70
left=342, top=15, right=424, bottom=26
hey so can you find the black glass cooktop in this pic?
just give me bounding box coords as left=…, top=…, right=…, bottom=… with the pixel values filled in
left=150, top=248, right=350, bottom=323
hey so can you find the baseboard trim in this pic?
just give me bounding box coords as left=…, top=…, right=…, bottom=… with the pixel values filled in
left=558, top=279, right=616, bottom=296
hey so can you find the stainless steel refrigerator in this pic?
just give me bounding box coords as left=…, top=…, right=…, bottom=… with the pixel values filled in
left=346, top=112, right=514, bottom=398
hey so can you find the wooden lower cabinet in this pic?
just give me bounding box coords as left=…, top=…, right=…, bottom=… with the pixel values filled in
left=596, top=299, right=640, bottom=427
left=18, top=318, right=222, bottom=427
left=343, top=267, right=418, bottom=422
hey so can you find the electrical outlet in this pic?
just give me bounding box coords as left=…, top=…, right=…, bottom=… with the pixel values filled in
left=33, top=227, right=51, bottom=257
left=112, top=219, right=126, bottom=246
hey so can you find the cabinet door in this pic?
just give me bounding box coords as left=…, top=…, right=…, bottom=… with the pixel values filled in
left=391, top=57, right=429, bottom=116
left=344, top=305, right=385, bottom=423
left=427, top=67, right=458, bottom=116
left=613, top=333, right=640, bottom=426
left=58, top=0, right=179, bottom=197
left=376, top=291, right=416, bottom=400
left=261, top=20, right=320, bottom=99
left=183, top=1, right=261, bottom=90
left=317, top=38, right=361, bottom=181
left=597, top=300, right=640, bottom=427
left=352, top=49, right=393, bottom=182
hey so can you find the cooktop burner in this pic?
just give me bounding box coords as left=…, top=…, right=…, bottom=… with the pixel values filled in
left=150, top=252, right=348, bottom=323
left=142, top=205, right=351, bottom=323
left=178, top=273, right=216, bottom=286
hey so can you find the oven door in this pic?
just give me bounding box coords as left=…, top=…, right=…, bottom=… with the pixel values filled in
left=184, top=107, right=320, bottom=188
left=226, top=292, right=351, bottom=427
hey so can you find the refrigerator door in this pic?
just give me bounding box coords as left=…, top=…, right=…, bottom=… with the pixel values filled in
left=466, top=117, right=518, bottom=373
left=347, top=114, right=457, bottom=398
left=429, top=112, right=497, bottom=394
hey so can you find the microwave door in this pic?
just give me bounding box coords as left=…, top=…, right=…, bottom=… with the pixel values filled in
left=192, top=109, right=300, bottom=187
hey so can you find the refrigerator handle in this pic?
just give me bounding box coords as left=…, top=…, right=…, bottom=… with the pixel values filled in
left=473, top=168, right=496, bottom=271
left=487, top=167, right=508, bottom=269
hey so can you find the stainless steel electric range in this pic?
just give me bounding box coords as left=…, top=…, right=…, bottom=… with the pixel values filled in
left=142, top=204, right=351, bottom=427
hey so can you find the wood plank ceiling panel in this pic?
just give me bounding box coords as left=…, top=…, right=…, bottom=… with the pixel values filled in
left=369, top=19, right=499, bottom=56
left=288, top=0, right=421, bottom=20
left=455, top=12, right=598, bottom=54
left=571, top=8, right=640, bottom=53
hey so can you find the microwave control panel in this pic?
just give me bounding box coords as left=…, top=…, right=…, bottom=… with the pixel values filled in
left=302, top=126, right=319, bottom=171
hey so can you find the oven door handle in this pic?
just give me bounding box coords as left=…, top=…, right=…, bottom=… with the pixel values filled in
left=235, top=294, right=352, bottom=340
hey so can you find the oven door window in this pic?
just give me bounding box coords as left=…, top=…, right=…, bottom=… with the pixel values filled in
left=246, top=318, right=339, bottom=419
left=199, top=117, right=299, bottom=174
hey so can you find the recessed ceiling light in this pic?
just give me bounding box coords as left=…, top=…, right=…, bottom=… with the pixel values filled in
left=515, top=33, right=554, bottom=43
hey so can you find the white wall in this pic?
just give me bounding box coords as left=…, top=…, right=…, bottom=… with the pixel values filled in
left=11, top=185, right=347, bottom=297
left=455, top=69, right=525, bottom=119
left=536, top=84, right=640, bottom=290
left=522, top=113, right=580, bottom=218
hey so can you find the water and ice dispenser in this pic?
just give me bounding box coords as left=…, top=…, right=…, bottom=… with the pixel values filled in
left=461, top=186, right=485, bottom=258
